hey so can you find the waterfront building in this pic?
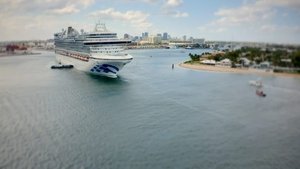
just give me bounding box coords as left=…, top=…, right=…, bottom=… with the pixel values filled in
left=132, top=36, right=139, bottom=42
left=168, top=40, right=192, bottom=48
left=148, top=35, right=162, bottom=45
left=216, top=58, right=232, bottom=66
left=163, top=32, right=168, bottom=40
left=192, top=38, right=205, bottom=45
left=142, top=32, right=149, bottom=40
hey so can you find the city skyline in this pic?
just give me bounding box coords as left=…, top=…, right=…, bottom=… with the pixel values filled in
left=1, top=0, right=300, bottom=44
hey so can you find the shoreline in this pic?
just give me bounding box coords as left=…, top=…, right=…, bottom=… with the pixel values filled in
left=179, top=63, right=300, bottom=78
left=0, top=52, right=41, bottom=57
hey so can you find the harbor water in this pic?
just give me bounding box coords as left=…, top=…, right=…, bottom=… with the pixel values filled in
left=0, top=49, right=300, bottom=169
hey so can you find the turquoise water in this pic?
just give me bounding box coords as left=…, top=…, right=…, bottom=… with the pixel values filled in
left=0, top=49, right=300, bottom=169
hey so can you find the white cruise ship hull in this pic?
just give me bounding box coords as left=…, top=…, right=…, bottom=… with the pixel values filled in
left=56, top=53, right=132, bottom=78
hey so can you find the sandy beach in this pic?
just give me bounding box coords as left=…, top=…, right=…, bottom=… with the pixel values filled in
left=179, top=63, right=300, bottom=78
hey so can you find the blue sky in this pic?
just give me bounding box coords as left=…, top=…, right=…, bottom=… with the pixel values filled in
left=1, top=0, right=300, bottom=44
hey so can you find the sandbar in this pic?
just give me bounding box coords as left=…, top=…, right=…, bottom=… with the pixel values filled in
left=179, top=63, right=300, bottom=78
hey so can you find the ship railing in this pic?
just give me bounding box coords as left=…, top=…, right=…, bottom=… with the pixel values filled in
left=84, top=39, right=125, bottom=42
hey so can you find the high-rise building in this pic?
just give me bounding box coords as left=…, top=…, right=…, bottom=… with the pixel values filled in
left=132, top=36, right=139, bottom=42
left=183, top=35, right=187, bottom=41
left=162, top=32, right=168, bottom=40
left=142, top=32, right=149, bottom=40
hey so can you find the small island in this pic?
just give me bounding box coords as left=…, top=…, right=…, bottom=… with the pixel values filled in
left=180, top=46, right=300, bottom=78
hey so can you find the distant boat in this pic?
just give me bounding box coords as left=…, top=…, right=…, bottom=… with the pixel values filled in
left=249, top=80, right=263, bottom=88
left=185, top=46, right=193, bottom=49
left=249, top=79, right=266, bottom=97
left=256, top=89, right=266, bottom=97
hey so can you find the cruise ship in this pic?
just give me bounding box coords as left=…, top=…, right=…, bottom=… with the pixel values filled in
left=54, top=22, right=133, bottom=78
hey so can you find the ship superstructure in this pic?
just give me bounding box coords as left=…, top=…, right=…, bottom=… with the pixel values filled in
left=54, top=23, right=133, bottom=78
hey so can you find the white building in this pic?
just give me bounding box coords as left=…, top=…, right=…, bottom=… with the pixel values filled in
left=217, top=58, right=232, bottom=66
left=201, top=59, right=216, bottom=65
left=192, top=38, right=205, bottom=44
left=259, top=61, right=271, bottom=69
left=46, top=41, right=55, bottom=49
left=148, top=35, right=162, bottom=44
left=239, top=57, right=251, bottom=66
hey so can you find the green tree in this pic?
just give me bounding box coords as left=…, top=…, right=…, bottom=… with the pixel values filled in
left=210, top=53, right=223, bottom=61
left=271, top=50, right=288, bottom=66
left=291, top=50, right=300, bottom=67
left=225, top=51, right=239, bottom=63
left=189, top=53, right=200, bottom=61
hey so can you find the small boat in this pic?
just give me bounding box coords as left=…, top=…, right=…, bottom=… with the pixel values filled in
left=249, top=80, right=263, bottom=87
left=51, top=64, right=73, bottom=69
left=185, top=46, right=193, bottom=49
left=256, top=89, right=266, bottom=97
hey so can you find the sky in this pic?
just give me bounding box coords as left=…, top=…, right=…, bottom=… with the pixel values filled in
left=1, top=0, right=300, bottom=44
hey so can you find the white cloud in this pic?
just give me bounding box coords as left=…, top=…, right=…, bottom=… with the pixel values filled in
left=160, top=0, right=188, bottom=18
left=0, top=0, right=94, bottom=15
left=197, top=0, right=300, bottom=43
left=165, top=0, right=182, bottom=7
left=260, top=25, right=277, bottom=32
left=122, top=0, right=187, bottom=19
left=173, top=11, right=188, bottom=18
left=144, top=0, right=159, bottom=3
left=0, top=0, right=96, bottom=41
left=161, top=9, right=189, bottom=18
left=258, top=0, right=300, bottom=9
left=89, top=8, right=152, bottom=30
left=79, top=0, right=95, bottom=7
left=201, top=0, right=300, bottom=32
left=121, top=0, right=158, bottom=3
left=213, top=3, right=272, bottom=27
left=212, top=0, right=300, bottom=28
left=0, top=15, right=72, bottom=41
left=51, top=5, right=80, bottom=14
left=260, top=24, right=300, bottom=33
left=198, top=26, right=226, bottom=34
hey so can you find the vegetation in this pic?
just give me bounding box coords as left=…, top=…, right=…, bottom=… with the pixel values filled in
left=188, top=52, right=213, bottom=62
left=188, top=53, right=201, bottom=61
left=185, top=46, right=300, bottom=74
left=188, top=47, right=300, bottom=68
left=291, top=50, right=300, bottom=67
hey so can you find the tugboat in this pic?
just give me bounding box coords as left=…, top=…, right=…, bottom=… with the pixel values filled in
left=51, top=64, right=73, bottom=69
